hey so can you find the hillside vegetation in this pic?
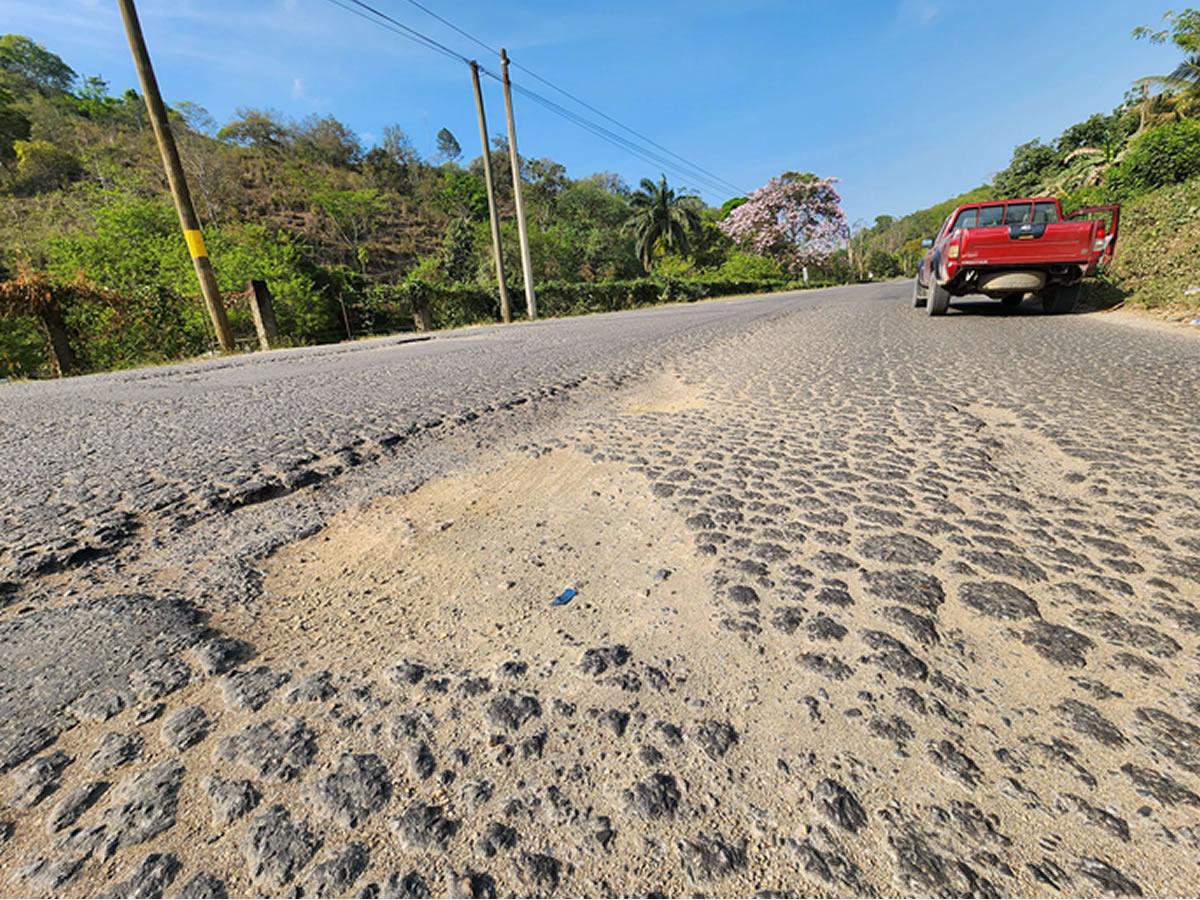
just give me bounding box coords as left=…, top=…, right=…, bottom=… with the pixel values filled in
left=0, top=36, right=853, bottom=378
left=854, top=8, right=1200, bottom=316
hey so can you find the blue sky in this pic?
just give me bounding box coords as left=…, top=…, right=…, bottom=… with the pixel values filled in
left=4, top=0, right=1177, bottom=222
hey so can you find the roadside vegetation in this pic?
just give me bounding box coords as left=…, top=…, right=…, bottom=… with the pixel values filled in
left=852, top=8, right=1200, bottom=315
left=5, top=10, right=1197, bottom=377
left=0, top=35, right=849, bottom=377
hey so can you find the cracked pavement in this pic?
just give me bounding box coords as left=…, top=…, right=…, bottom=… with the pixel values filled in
left=1, top=283, right=1199, bottom=897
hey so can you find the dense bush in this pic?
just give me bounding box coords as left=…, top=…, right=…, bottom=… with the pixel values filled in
left=361, top=281, right=496, bottom=332
left=0, top=314, right=42, bottom=377
left=45, top=193, right=339, bottom=345
left=718, top=251, right=783, bottom=280
left=1105, top=120, right=1200, bottom=197
left=11, top=138, right=82, bottom=193
left=362, top=276, right=813, bottom=332
left=535, top=277, right=809, bottom=318
left=61, top=284, right=211, bottom=371
left=865, top=249, right=902, bottom=278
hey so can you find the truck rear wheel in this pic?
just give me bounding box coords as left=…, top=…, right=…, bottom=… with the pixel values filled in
left=1042, top=283, right=1080, bottom=315
left=912, top=276, right=926, bottom=308
left=927, top=276, right=950, bottom=316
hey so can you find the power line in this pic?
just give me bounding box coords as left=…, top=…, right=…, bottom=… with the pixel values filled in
left=508, top=63, right=747, bottom=196
left=318, top=0, right=748, bottom=197
left=323, top=0, right=468, bottom=63
left=495, top=75, right=743, bottom=198
left=388, top=0, right=746, bottom=195
left=394, top=0, right=498, bottom=56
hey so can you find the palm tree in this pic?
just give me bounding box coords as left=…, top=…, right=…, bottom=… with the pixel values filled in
left=624, top=176, right=701, bottom=273
left=1132, top=11, right=1200, bottom=128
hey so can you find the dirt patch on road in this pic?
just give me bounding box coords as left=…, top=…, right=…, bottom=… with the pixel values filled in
left=1090, top=305, right=1200, bottom=335
left=239, top=447, right=717, bottom=679
left=622, top=371, right=707, bottom=415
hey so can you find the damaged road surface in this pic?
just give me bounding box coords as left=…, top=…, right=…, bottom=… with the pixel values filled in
left=1, top=283, right=1199, bottom=897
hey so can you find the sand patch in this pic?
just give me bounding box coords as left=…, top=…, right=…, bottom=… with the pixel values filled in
left=964, top=402, right=1092, bottom=505
left=622, top=371, right=707, bottom=415
left=234, top=448, right=717, bottom=674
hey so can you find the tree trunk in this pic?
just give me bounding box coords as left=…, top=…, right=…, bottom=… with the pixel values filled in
left=38, top=302, right=77, bottom=377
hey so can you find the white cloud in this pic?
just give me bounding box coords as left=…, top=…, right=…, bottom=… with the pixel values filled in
left=291, top=77, right=305, bottom=99
left=899, top=0, right=944, bottom=26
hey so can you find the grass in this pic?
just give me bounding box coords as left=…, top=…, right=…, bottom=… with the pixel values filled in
left=1093, top=177, right=1200, bottom=313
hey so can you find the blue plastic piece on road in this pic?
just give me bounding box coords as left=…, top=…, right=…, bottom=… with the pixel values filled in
left=551, top=587, right=577, bottom=607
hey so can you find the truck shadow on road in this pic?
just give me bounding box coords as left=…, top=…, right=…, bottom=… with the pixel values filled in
left=948, top=280, right=1129, bottom=317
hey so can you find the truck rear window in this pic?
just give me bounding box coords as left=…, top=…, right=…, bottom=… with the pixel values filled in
left=950, top=209, right=978, bottom=231
left=1004, top=203, right=1032, bottom=225
left=1033, top=201, right=1058, bottom=224
left=979, top=206, right=1004, bottom=227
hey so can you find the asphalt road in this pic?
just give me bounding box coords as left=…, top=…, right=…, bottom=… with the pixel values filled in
left=1, top=282, right=1198, bottom=897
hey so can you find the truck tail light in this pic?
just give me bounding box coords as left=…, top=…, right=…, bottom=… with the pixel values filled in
left=1093, top=224, right=1106, bottom=253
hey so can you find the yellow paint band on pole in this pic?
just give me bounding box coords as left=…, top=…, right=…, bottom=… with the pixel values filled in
left=183, top=229, right=208, bottom=259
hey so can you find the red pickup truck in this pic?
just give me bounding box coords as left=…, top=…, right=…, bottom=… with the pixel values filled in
left=912, top=197, right=1118, bottom=315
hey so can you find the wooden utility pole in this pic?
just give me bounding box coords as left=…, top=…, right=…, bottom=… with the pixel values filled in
left=499, top=48, right=536, bottom=320
left=469, top=61, right=511, bottom=324
left=116, top=0, right=234, bottom=352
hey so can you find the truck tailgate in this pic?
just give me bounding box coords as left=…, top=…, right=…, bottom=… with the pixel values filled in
left=960, top=222, right=1094, bottom=265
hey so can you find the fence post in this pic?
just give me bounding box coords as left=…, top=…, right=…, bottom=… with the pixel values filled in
left=412, top=301, right=433, bottom=332
left=247, top=280, right=279, bottom=351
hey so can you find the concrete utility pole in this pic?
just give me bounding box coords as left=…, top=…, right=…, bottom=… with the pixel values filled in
left=116, top=0, right=234, bottom=352
left=469, top=61, right=511, bottom=324
left=499, top=48, right=536, bottom=320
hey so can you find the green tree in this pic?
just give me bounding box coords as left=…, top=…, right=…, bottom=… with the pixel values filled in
left=552, top=180, right=637, bottom=279
left=217, top=107, right=293, bottom=152
left=865, top=248, right=901, bottom=278
left=1056, top=112, right=1134, bottom=157
left=295, top=115, right=362, bottom=168
left=993, top=140, right=1060, bottom=197
left=719, top=196, right=748, bottom=219
left=439, top=217, right=475, bottom=282
left=437, top=168, right=487, bottom=221
left=12, top=139, right=83, bottom=194
left=624, top=175, right=701, bottom=273
left=310, top=187, right=387, bottom=272
left=364, top=125, right=419, bottom=193
left=0, top=35, right=75, bottom=95
left=1105, top=119, right=1200, bottom=195
left=1134, top=8, right=1200, bottom=119
left=525, top=157, right=569, bottom=226
left=718, top=251, right=781, bottom=280
left=1045, top=110, right=1139, bottom=194
left=0, top=84, right=31, bottom=163
left=436, top=127, right=461, bottom=163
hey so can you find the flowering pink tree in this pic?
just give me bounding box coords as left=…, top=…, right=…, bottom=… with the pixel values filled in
left=718, top=172, right=848, bottom=275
